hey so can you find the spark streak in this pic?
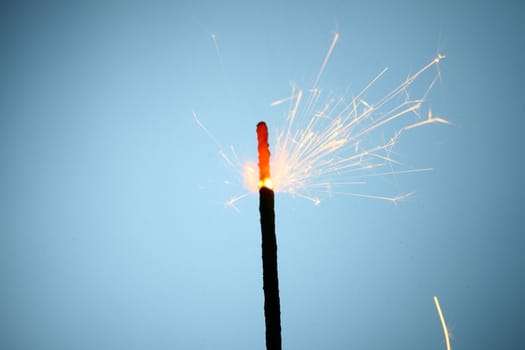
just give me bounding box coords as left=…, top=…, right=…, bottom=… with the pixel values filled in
left=210, top=32, right=223, bottom=67
left=312, top=32, right=339, bottom=89
left=434, top=296, right=452, bottom=350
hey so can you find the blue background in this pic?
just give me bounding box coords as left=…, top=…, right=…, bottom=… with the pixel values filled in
left=1, top=1, right=524, bottom=349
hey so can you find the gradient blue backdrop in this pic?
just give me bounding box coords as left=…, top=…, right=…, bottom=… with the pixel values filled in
left=1, top=1, right=524, bottom=349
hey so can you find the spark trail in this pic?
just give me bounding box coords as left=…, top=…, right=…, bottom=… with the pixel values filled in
left=196, top=32, right=451, bottom=209
left=434, top=296, right=452, bottom=350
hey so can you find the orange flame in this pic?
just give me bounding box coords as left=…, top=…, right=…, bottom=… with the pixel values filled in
left=257, top=122, right=273, bottom=189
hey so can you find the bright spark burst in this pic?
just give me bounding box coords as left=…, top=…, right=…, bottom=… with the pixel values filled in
left=196, top=33, right=451, bottom=210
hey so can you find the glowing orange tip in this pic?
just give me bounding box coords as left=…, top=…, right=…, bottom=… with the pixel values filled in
left=257, top=122, right=272, bottom=189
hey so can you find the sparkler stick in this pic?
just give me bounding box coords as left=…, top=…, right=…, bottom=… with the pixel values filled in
left=257, top=121, right=282, bottom=350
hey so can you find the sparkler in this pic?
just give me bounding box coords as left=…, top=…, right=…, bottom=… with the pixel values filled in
left=195, top=32, right=453, bottom=349
left=257, top=121, right=282, bottom=350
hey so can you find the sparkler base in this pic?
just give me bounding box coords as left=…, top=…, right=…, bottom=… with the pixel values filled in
left=259, top=187, right=281, bottom=350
